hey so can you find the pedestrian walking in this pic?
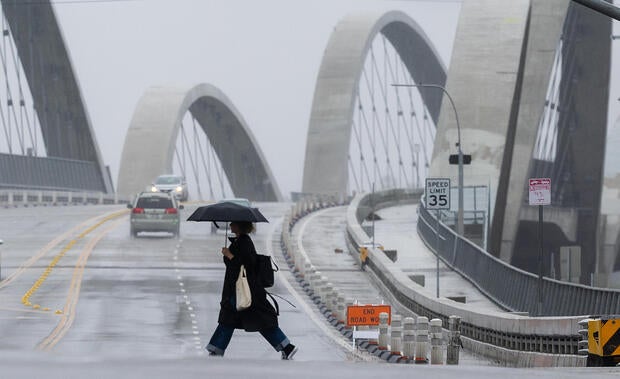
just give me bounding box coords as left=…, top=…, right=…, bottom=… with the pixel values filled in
left=206, top=221, right=298, bottom=360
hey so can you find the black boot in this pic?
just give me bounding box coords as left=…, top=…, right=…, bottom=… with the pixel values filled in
left=281, top=343, right=298, bottom=360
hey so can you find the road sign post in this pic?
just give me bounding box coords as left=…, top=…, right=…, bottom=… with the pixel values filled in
left=529, top=178, right=551, bottom=316
left=425, top=178, right=451, bottom=298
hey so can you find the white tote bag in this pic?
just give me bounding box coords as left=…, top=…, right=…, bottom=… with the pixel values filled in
left=236, top=265, right=252, bottom=311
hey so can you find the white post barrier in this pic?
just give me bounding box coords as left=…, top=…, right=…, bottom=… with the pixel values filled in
left=390, top=314, right=403, bottom=356
left=430, top=318, right=443, bottom=364
left=325, top=286, right=336, bottom=315
left=415, top=316, right=429, bottom=364
left=322, top=282, right=333, bottom=309
left=309, top=272, right=321, bottom=295
left=378, top=312, right=390, bottom=351
left=402, top=317, right=416, bottom=361
left=302, top=262, right=312, bottom=280
left=447, top=315, right=462, bottom=365
left=336, top=295, right=346, bottom=324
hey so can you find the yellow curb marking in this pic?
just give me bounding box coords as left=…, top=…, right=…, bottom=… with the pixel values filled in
left=20, top=210, right=127, bottom=308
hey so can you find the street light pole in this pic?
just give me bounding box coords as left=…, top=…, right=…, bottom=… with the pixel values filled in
left=393, top=83, right=465, bottom=235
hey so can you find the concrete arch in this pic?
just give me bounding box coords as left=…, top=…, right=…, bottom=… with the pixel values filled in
left=301, top=10, right=446, bottom=196
left=2, top=1, right=113, bottom=193
left=117, top=84, right=282, bottom=201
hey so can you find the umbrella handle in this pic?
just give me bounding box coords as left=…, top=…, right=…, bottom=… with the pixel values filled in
left=224, top=223, right=228, bottom=247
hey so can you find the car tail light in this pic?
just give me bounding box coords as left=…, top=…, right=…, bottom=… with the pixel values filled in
left=165, top=208, right=178, bottom=214
left=132, top=208, right=144, bottom=214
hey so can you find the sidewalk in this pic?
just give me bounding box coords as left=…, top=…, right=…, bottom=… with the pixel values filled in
left=289, top=204, right=500, bottom=365
left=372, top=204, right=504, bottom=312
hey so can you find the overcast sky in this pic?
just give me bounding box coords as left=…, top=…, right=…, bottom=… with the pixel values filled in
left=51, top=0, right=618, bottom=198
left=50, top=0, right=460, bottom=198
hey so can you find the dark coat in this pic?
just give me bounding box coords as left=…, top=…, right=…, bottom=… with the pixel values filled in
left=217, top=233, right=278, bottom=332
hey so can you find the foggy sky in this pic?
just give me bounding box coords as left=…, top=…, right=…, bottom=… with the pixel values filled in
left=51, top=0, right=618, bottom=198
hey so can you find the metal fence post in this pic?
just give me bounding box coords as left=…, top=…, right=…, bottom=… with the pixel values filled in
left=447, top=315, right=461, bottom=365
left=430, top=318, right=443, bottom=364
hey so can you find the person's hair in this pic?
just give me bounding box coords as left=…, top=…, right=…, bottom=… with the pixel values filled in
left=232, top=221, right=255, bottom=234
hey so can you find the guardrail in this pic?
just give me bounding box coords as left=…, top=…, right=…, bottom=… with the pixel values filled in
left=418, top=205, right=620, bottom=316
left=0, top=189, right=126, bottom=206
left=346, top=188, right=585, bottom=367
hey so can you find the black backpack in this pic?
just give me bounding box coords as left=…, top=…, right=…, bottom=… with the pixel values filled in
left=256, top=254, right=279, bottom=288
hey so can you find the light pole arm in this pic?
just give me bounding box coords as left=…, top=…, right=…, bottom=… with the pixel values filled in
left=571, top=0, right=620, bottom=21
left=392, top=83, right=465, bottom=235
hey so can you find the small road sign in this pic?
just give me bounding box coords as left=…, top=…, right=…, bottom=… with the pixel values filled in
left=425, top=178, right=451, bottom=210
left=529, top=178, right=551, bottom=206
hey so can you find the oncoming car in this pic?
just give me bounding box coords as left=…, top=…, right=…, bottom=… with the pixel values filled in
left=151, top=175, right=188, bottom=202
left=128, top=192, right=184, bottom=238
left=211, top=198, right=252, bottom=234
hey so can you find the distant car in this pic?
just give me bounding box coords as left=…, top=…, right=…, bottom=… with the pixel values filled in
left=128, top=192, right=184, bottom=238
left=211, top=198, right=252, bottom=234
left=151, top=175, right=188, bottom=202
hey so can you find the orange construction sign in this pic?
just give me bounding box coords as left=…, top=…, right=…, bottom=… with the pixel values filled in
left=346, top=305, right=391, bottom=327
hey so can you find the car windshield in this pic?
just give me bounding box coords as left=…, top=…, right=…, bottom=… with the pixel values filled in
left=155, top=176, right=181, bottom=185
left=136, top=197, right=173, bottom=209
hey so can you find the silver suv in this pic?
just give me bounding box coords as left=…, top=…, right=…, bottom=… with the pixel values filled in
left=128, top=192, right=184, bottom=238
left=151, top=175, right=188, bottom=202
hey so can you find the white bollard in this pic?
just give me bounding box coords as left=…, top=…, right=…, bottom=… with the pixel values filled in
left=302, top=262, right=313, bottom=280
left=415, top=316, right=429, bottom=364
left=322, top=282, right=334, bottom=309
left=402, top=317, right=416, bottom=361
left=378, top=312, right=390, bottom=351
left=336, top=296, right=346, bottom=324
left=309, top=272, right=321, bottom=294
left=390, top=314, right=403, bottom=355
left=430, top=318, right=443, bottom=364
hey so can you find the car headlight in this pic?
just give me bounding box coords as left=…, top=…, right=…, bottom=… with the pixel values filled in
left=151, top=186, right=158, bottom=192
left=175, top=186, right=183, bottom=192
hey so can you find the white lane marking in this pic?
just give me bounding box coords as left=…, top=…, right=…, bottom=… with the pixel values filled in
left=172, top=240, right=204, bottom=351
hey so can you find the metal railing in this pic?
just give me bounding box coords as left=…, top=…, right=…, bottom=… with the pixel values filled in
left=0, top=189, right=126, bottom=206
left=418, top=204, right=620, bottom=316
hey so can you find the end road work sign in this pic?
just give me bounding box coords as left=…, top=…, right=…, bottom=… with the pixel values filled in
left=346, top=305, right=391, bottom=327
left=425, top=178, right=451, bottom=210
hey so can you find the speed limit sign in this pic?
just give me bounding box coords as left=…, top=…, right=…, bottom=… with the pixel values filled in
left=425, top=178, right=451, bottom=210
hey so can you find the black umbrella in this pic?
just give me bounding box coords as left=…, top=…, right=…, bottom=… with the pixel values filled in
left=187, top=201, right=268, bottom=223
left=187, top=201, right=268, bottom=244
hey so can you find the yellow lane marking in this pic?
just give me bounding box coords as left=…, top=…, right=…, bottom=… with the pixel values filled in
left=20, top=210, right=127, bottom=308
left=0, top=209, right=128, bottom=290
left=0, top=305, right=57, bottom=315
left=37, top=218, right=123, bottom=351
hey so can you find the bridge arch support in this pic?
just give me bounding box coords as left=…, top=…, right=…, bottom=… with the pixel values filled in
left=301, top=10, right=446, bottom=196
left=117, top=83, right=282, bottom=201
